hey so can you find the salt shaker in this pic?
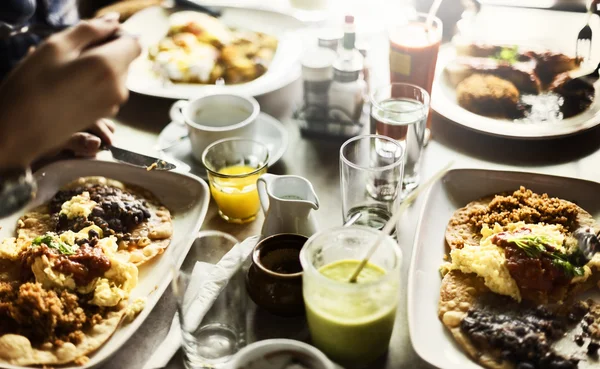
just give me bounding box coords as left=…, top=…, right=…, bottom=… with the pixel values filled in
left=301, top=47, right=337, bottom=122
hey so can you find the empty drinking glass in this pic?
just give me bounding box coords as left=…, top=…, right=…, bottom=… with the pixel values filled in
left=340, top=134, right=404, bottom=230
left=172, top=231, right=246, bottom=369
left=370, top=83, right=429, bottom=194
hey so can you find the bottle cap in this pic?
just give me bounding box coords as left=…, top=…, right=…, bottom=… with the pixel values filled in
left=317, top=28, right=343, bottom=51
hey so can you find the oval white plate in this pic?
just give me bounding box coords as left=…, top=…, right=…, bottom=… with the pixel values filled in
left=407, top=168, right=600, bottom=369
left=432, top=44, right=600, bottom=139
left=122, top=6, right=304, bottom=99
left=157, top=112, right=288, bottom=178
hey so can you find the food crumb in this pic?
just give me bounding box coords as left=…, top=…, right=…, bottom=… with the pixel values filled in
left=124, top=297, right=147, bottom=323
left=146, top=162, right=158, bottom=171
left=74, top=356, right=89, bottom=366
left=443, top=254, right=449, bottom=261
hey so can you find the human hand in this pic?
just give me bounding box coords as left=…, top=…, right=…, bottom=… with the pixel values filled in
left=62, top=119, right=116, bottom=157
left=0, top=13, right=141, bottom=170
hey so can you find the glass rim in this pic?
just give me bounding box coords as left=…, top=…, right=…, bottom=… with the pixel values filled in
left=370, top=82, right=431, bottom=114
left=340, top=134, right=404, bottom=173
left=202, top=137, right=270, bottom=178
left=299, top=225, right=403, bottom=290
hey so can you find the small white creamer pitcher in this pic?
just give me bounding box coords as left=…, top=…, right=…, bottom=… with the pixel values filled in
left=257, top=173, right=320, bottom=238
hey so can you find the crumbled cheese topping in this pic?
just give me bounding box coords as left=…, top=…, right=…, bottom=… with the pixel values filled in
left=60, top=192, right=97, bottom=219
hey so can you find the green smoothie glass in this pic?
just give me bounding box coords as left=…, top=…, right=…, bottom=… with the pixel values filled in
left=299, top=226, right=402, bottom=368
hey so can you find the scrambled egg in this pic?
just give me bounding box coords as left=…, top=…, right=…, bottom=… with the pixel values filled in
left=29, top=231, right=138, bottom=307
left=442, top=222, right=567, bottom=302
left=152, top=45, right=219, bottom=83
left=60, top=192, right=97, bottom=219
left=124, top=297, right=147, bottom=323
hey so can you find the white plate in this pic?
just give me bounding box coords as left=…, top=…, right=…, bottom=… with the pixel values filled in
left=431, top=44, right=600, bottom=139
left=407, top=168, right=600, bottom=369
left=0, top=160, right=209, bottom=369
left=122, top=6, right=304, bottom=99
left=157, top=112, right=288, bottom=178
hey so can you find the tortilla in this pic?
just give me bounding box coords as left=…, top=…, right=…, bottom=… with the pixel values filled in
left=445, top=194, right=597, bottom=250
left=0, top=309, right=125, bottom=366
left=438, top=271, right=513, bottom=369
left=16, top=177, right=173, bottom=265
left=445, top=198, right=489, bottom=250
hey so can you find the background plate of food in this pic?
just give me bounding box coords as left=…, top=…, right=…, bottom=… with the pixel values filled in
left=432, top=41, right=600, bottom=139
left=408, top=168, right=600, bottom=369
left=0, top=160, right=209, bottom=368
left=122, top=6, right=304, bottom=99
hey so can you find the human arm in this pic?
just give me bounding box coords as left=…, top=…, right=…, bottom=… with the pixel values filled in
left=0, top=14, right=140, bottom=170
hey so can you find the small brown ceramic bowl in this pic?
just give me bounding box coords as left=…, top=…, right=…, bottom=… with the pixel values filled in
left=246, top=233, right=307, bottom=316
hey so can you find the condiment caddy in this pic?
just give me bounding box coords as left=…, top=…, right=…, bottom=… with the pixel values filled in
left=294, top=15, right=369, bottom=139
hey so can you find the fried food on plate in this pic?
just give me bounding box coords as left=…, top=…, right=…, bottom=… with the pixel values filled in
left=456, top=74, right=523, bottom=118
left=445, top=186, right=595, bottom=250
left=447, top=42, right=591, bottom=121
left=149, top=11, right=278, bottom=85
left=439, top=187, right=600, bottom=369
left=445, top=56, right=541, bottom=94
left=0, top=176, right=170, bottom=366
left=18, top=176, right=173, bottom=265
left=439, top=270, right=600, bottom=369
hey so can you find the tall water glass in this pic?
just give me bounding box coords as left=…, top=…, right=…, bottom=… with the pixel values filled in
left=300, top=226, right=402, bottom=368
left=370, top=83, right=429, bottom=193
left=340, top=135, right=404, bottom=230
left=172, top=231, right=246, bottom=369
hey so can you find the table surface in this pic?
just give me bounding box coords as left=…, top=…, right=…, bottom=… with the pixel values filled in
left=101, top=5, right=600, bottom=369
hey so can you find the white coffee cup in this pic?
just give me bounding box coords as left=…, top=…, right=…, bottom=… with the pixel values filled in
left=169, top=94, right=260, bottom=162
left=224, top=339, right=335, bottom=369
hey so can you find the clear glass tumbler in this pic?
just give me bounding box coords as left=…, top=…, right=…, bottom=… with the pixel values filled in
left=300, top=226, right=402, bottom=368
left=370, top=83, right=429, bottom=193
left=340, top=134, right=404, bottom=230
left=172, top=231, right=246, bottom=369
left=202, top=138, right=269, bottom=224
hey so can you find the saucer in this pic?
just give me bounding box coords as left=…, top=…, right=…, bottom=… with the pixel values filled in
left=157, top=112, right=289, bottom=178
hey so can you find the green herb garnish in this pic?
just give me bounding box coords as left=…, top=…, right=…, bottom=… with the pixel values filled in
left=32, top=235, right=77, bottom=255
left=505, top=234, right=585, bottom=278
left=492, top=46, right=519, bottom=65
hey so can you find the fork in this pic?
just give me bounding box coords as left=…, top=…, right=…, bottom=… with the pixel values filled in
left=576, top=11, right=593, bottom=62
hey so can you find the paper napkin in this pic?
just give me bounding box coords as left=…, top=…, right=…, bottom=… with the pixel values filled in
left=142, top=236, right=259, bottom=369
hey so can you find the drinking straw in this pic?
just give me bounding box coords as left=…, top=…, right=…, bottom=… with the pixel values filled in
left=348, top=161, right=454, bottom=283
left=425, top=0, right=443, bottom=43
left=426, top=0, right=444, bottom=30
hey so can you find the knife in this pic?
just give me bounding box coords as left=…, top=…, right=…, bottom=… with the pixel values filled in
left=105, top=145, right=177, bottom=171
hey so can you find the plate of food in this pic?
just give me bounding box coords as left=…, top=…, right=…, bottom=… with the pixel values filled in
left=0, top=160, right=209, bottom=368
left=122, top=6, right=304, bottom=99
left=408, top=168, right=600, bottom=369
left=432, top=41, right=600, bottom=139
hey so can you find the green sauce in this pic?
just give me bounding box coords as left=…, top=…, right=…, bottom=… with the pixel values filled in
left=304, top=259, right=397, bottom=367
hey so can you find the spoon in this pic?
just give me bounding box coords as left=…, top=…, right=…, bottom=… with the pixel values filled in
left=574, top=227, right=600, bottom=261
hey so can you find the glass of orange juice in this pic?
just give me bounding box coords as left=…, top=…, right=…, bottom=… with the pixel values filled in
left=202, top=138, right=269, bottom=224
